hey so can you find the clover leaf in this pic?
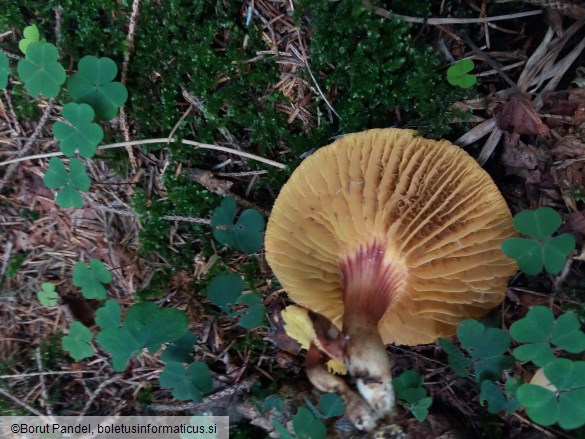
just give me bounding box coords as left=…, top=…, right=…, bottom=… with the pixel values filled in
left=159, top=361, right=213, bottom=402
left=161, top=331, right=197, bottom=363
left=457, top=320, right=514, bottom=382
left=517, top=359, right=585, bottom=429
left=447, top=59, right=476, bottom=89
left=44, top=157, right=91, bottom=208
left=318, top=393, right=345, bottom=418
left=438, top=338, right=471, bottom=377
left=73, top=258, right=112, bottom=299
left=393, top=370, right=431, bottom=421
left=510, top=307, right=585, bottom=367
left=38, top=282, right=59, bottom=307
left=292, top=407, right=327, bottom=439
left=96, top=301, right=189, bottom=371
left=502, top=207, right=575, bottom=275
left=67, top=56, right=128, bottom=121
left=19, top=24, right=41, bottom=55
left=62, top=321, right=94, bottom=360
left=234, top=293, right=265, bottom=329
left=53, top=103, right=104, bottom=158
left=207, top=273, right=243, bottom=312
left=17, top=41, right=65, bottom=98
left=0, top=52, right=8, bottom=89
left=211, top=197, right=265, bottom=254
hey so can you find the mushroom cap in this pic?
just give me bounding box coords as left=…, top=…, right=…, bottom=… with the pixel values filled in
left=266, top=129, right=517, bottom=345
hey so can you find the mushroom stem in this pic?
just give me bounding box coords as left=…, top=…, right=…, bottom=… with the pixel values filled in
left=305, top=343, right=378, bottom=431
left=343, top=312, right=395, bottom=418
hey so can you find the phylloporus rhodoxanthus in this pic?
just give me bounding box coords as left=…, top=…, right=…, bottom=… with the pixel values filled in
left=266, top=128, right=517, bottom=428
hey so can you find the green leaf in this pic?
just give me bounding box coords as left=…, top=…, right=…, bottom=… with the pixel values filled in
left=438, top=338, right=471, bottom=377
left=19, top=24, right=40, bottom=55
left=96, top=325, right=140, bottom=371
left=69, top=158, right=91, bottom=192
left=543, top=233, right=575, bottom=274
left=272, top=420, right=294, bottom=439
left=233, top=209, right=265, bottom=254
left=544, top=359, right=585, bottom=391
left=62, top=321, right=94, bottom=360
left=125, top=302, right=189, bottom=348
left=44, top=157, right=69, bottom=189
left=512, top=342, right=555, bottom=368
left=551, top=312, right=585, bottom=353
left=514, top=207, right=562, bottom=239
left=292, top=407, right=327, bottom=439
left=0, top=52, right=8, bottom=89
left=501, top=238, right=543, bottom=276
left=408, top=397, right=432, bottom=422
left=446, top=59, right=476, bottom=89
left=207, top=273, right=243, bottom=311
left=480, top=380, right=507, bottom=414
left=17, top=42, right=65, bottom=98
left=516, top=384, right=558, bottom=426
left=510, top=306, right=554, bottom=343
left=159, top=361, right=212, bottom=402
left=457, top=320, right=510, bottom=359
left=38, top=282, right=59, bottom=307
left=318, top=393, right=345, bottom=418
left=95, top=299, right=121, bottom=328
left=67, top=56, right=128, bottom=120
left=73, top=259, right=111, bottom=299
left=211, top=197, right=237, bottom=247
left=161, top=331, right=197, bottom=363
left=53, top=103, right=104, bottom=158
left=475, top=356, right=516, bottom=383
left=558, top=389, right=585, bottom=430
left=235, top=293, right=265, bottom=329
left=56, top=184, right=83, bottom=208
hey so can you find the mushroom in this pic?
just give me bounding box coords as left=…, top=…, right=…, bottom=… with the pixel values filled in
left=266, top=128, right=517, bottom=425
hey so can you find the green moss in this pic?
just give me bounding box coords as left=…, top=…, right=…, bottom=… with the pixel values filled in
left=296, top=0, right=469, bottom=138
left=6, top=252, right=27, bottom=277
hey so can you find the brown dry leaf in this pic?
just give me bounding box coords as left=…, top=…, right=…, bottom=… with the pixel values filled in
left=268, top=307, right=301, bottom=355
left=501, top=134, right=550, bottom=184
left=497, top=93, right=550, bottom=136
left=552, top=135, right=584, bottom=158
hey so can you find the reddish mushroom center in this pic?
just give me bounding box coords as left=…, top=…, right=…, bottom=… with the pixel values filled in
left=340, top=239, right=406, bottom=325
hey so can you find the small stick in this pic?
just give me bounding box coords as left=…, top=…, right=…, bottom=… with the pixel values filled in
left=35, top=347, right=53, bottom=416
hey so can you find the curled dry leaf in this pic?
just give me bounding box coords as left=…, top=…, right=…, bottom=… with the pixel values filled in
left=496, top=93, right=550, bottom=136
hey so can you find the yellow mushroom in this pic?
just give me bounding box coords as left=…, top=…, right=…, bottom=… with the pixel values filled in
left=266, top=128, right=517, bottom=425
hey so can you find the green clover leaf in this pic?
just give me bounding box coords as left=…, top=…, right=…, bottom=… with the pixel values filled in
left=206, top=273, right=243, bottom=312
left=502, top=207, right=575, bottom=275
left=0, top=52, right=8, bottom=89
left=44, top=157, right=91, bottom=208
left=161, top=331, right=197, bottom=363
left=73, top=258, right=112, bottom=299
left=292, top=407, right=327, bottom=439
left=318, top=393, right=345, bottom=418
left=447, top=59, right=476, bottom=89
left=96, top=301, right=189, bottom=371
left=514, top=207, right=561, bottom=239
left=211, top=197, right=237, bottom=248
left=233, top=209, right=265, bottom=254
left=17, top=41, right=65, bottom=98
left=53, top=103, right=104, bottom=158
left=67, top=56, right=128, bottom=120
left=19, top=24, right=41, bottom=55
left=510, top=307, right=585, bottom=367
left=235, top=293, right=265, bottom=329
left=393, top=370, right=431, bottom=421
left=62, top=321, right=94, bottom=360
left=159, top=361, right=213, bottom=402
left=38, top=282, right=59, bottom=307
left=516, top=384, right=558, bottom=426
left=211, top=198, right=265, bottom=254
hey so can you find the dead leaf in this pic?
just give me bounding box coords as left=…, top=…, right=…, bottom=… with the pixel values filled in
left=497, top=93, right=550, bottom=136
left=552, top=135, right=584, bottom=158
